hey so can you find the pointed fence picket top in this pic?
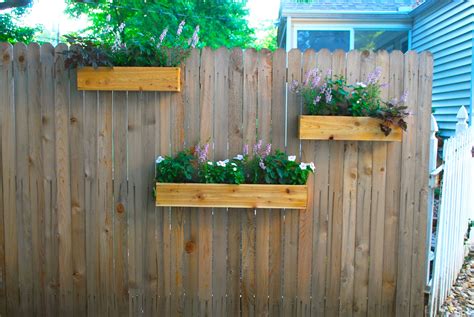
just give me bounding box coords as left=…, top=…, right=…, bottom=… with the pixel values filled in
left=455, top=106, right=469, bottom=135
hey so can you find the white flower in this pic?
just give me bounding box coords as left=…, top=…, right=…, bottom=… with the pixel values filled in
left=231, top=162, right=237, bottom=166
left=356, top=82, right=367, bottom=88
left=309, top=162, right=315, bottom=172
left=288, top=155, right=296, bottom=162
left=224, top=159, right=229, bottom=164
left=156, top=156, right=165, bottom=164
left=299, top=162, right=307, bottom=170
left=217, top=161, right=226, bottom=167
left=234, top=154, right=244, bottom=160
left=233, top=167, right=237, bottom=171
left=207, top=161, right=213, bottom=166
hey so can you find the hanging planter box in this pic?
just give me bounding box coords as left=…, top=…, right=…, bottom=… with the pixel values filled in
left=155, top=183, right=308, bottom=209
left=77, top=67, right=181, bottom=92
left=298, top=115, right=403, bottom=142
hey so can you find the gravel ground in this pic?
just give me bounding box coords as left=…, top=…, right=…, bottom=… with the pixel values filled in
left=439, top=256, right=474, bottom=316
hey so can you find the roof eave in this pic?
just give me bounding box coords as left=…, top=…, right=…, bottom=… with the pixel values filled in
left=280, top=10, right=413, bottom=23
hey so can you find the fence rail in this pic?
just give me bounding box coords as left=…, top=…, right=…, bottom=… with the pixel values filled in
left=428, top=107, right=474, bottom=316
left=0, top=42, right=433, bottom=316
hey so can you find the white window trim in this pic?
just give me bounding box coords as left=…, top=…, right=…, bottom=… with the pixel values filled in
left=292, top=23, right=412, bottom=51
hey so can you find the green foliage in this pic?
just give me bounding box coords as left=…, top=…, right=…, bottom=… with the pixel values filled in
left=290, top=67, right=410, bottom=136
left=199, top=160, right=245, bottom=184
left=260, top=151, right=312, bottom=185
left=155, top=150, right=196, bottom=183
left=65, top=0, right=255, bottom=49
left=63, top=23, right=196, bottom=68
left=253, top=23, right=277, bottom=51
left=155, top=141, right=315, bottom=185
left=0, top=8, right=41, bottom=44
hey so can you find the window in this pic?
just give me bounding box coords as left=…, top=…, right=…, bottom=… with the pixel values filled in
left=354, top=30, right=409, bottom=53
left=294, top=26, right=410, bottom=53
left=297, top=30, right=350, bottom=52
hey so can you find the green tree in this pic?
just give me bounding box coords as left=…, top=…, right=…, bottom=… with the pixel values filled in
left=65, top=0, right=255, bottom=48
left=253, top=22, right=277, bottom=51
left=0, top=6, right=41, bottom=44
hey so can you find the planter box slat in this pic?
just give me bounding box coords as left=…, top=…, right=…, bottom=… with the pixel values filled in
left=298, top=115, right=403, bottom=142
left=155, top=183, right=308, bottom=209
left=77, top=67, right=181, bottom=91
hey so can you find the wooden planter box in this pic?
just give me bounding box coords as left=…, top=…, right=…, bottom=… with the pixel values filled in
left=298, top=115, right=403, bottom=142
left=77, top=67, right=181, bottom=92
left=155, top=183, right=308, bottom=209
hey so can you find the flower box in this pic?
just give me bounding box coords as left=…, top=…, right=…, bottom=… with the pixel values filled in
left=77, top=66, right=181, bottom=92
left=298, top=115, right=403, bottom=142
left=155, top=183, right=308, bottom=209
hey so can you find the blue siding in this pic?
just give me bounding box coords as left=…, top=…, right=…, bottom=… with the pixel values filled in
left=412, top=1, right=474, bottom=136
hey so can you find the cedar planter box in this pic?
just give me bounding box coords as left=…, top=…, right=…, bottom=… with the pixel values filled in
left=298, top=115, right=403, bottom=142
left=77, top=67, right=181, bottom=92
left=155, top=183, right=308, bottom=209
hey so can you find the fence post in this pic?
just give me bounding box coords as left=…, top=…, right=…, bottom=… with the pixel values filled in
left=455, top=106, right=468, bottom=135
left=426, top=114, right=439, bottom=289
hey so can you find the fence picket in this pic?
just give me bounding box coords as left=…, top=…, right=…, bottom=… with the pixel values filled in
left=242, top=48, right=258, bottom=317
left=198, top=47, right=214, bottom=317
left=269, top=48, right=285, bottom=317
left=183, top=48, right=201, bottom=317
left=339, top=49, right=361, bottom=317
left=368, top=51, right=390, bottom=316
left=212, top=47, right=230, bottom=317
left=69, top=58, right=87, bottom=316
left=382, top=51, right=404, bottom=316
left=283, top=48, right=302, bottom=317
left=1, top=42, right=19, bottom=317
left=112, top=91, right=129, bottom=316
left=39, top=43, right=59, bottom=317
left=226, top=47, right=243, bottom=317
left=396, top=51, right=420, bottom=317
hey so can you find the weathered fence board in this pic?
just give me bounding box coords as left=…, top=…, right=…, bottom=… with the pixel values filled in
left=0, top=43, right=433, bottom=317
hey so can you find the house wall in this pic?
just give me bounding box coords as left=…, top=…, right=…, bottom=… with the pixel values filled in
left=412, top=0, right=474, bottom=136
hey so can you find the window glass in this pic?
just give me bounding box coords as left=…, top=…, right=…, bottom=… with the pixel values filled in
left=297, top=30, right=350, bottom=52
left=355, top=30, right=409, bottom=53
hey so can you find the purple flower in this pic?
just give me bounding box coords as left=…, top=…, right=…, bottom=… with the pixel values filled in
left=289, top=80, right=300, bottom=93
left=325, top=87, right=333, bottom=103
left=311, top=74, right=321, bottom=89
left=253, top=140, right=263, bottom=154
left=177, top=20, right=185, bottom=36
left=380, top=82, right=389, bottom=89
left=118, top=22, right=126, bottom=32
left=262, top=143, right=271, bottom=158
left=190, top=25, right=200, bottom=48
left=259, top=161, right=266, bottom=170
left=400, top=91, right=409, bottom=103
left=243, top=144, right=249, bottom=156
left=195, top=143, right=209, bottom=163
left=366, top=67, right=382, bottom=85
left=157, top=27, right=168, bottom=48
left=314, top=95, right=321, bottom=104
left=326, top=68, right=333, bottom=77
left=304, top=68, right=321, bottom=88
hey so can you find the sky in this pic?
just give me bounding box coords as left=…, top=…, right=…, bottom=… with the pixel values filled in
left=21, top=0, right=281, bottom=42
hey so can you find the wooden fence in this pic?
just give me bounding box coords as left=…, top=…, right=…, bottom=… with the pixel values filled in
left=0, top=42, right=433, bottom=316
